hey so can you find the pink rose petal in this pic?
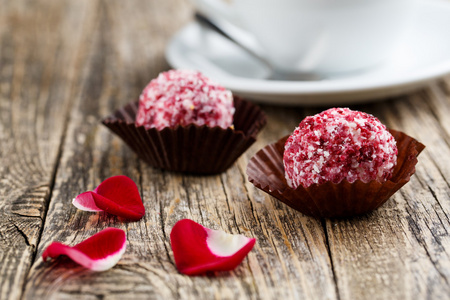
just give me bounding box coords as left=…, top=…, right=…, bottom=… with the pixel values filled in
left=170, top=219, right=256, bottom=275
left=42, top=227, right=126, bottom=271
left=72, top=175, right=145, bottom=221
left=72, top=191, right=102, bottom=212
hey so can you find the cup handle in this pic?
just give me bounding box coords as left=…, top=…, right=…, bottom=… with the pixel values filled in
left=192, top=0, right=239, bottom=25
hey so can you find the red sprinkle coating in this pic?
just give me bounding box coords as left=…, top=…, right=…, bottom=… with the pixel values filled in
left=135, top=70, right=234, bottom=130
left=283, top=108, right=398, bottom=188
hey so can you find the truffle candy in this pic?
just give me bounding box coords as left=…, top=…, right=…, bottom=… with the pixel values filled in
left=283, top=108, right=398, bottom=189
left=135, top=69, right=234, bottom=130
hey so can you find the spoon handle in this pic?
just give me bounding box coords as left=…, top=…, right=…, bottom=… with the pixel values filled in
left=194, top=13, right=272, bottom=68
left=194, top=12, right=321, bottom=81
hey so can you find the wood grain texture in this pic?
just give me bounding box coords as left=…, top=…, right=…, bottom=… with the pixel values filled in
left=1, top=0, right=450, bottom=299
left=324, top=87, right=450, bottom=300
left=22, top=2, right=337, bottom=298
left=0, top=1, right=90, bottom=299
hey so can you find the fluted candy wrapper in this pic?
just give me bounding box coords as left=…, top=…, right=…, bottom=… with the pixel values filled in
left=247, top=129, right=425, bottom=218
left=102, top=97, right=266, bottom=174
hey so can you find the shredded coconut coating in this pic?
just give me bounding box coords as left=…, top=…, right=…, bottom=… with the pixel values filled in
left=135, top=70, right=235, bottom=130
left=283, top=108, right=398, bottom=189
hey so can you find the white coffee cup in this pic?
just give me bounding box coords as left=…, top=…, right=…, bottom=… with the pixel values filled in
left=193, top=0, right=418, bottom=75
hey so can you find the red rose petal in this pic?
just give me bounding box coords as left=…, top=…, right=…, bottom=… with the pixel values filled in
left=170, top=219, right=256, bottom=275
left=42, top=227, right=126, bottom=271
left=90, top=192, right=144, bottom=221
left=93, top=176, right=145, bottom=220
left=72, top=191, right=102, bottom=212
left=73, top=175, right=145, bottom=221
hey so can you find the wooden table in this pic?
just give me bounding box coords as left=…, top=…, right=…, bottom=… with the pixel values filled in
left=1, top=1, right=450, bottom=299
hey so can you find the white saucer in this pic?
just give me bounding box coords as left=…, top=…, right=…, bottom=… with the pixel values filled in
left=166, top=0, right=450, bottom=105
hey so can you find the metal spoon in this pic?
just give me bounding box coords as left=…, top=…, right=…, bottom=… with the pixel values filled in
left=194, top=13, right=321, bottom=81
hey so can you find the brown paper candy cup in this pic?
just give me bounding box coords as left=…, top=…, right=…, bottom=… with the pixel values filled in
left=102, top=97, right=266, bottom=174
left=246, top=129, right=425, bottom=218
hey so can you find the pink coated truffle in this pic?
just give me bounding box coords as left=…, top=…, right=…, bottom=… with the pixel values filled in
left=135, top=70, right=235, bottom=130
left=283, top=108, right=398, bottom=189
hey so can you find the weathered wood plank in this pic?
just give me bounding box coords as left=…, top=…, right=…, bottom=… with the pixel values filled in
left=3, top=0, right=450, bottom=299
left=22, top=1, right=339, bottom=298
left=324, top=82, right=450, bottom=300
left=0, top=1, right=91, bottom=299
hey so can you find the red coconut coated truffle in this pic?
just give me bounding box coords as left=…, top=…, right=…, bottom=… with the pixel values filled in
left=283, top=108, right=398, bottom=189
left=135, top=70, right=235, bottom=130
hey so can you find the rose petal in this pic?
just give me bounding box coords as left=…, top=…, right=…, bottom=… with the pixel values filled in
left=72, top=191, right=102, bottom=212
left=73, top=175, right=145, bottom=221
left=170, top=219, right=256, bottom=275
left=42, top=227, right=126, bottom=271
left=93, top=176, right=145, bottom=220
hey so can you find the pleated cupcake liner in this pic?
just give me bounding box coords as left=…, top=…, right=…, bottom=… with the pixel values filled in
left=246, top=129, right=425, bottom=218
left=102, top=97, right=266, bottom=174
